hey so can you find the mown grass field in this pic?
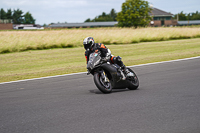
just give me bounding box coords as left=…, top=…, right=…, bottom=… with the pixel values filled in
left=0, top=38, right=200, bottom=83
left=0, top=27, right=200, bottom=54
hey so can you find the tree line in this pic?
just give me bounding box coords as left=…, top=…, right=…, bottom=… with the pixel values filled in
left=0, top=8, right=36, bottom=24
left=86, top=9, right=200, bottom=24
left=85, top=9, right=117, bottom=22
left=85, top=0, right=200, bottom=27
left=85, top=0, right=151, bottom=28
left=173, top=11, right=200, bottom=21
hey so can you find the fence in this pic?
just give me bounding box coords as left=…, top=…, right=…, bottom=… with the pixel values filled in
left=0, top=19, right=13, bottom=24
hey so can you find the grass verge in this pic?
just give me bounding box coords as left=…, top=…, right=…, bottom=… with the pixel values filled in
left=1, top=27, right=200, bottom=54
left=0, top=38, right=200, bottom=83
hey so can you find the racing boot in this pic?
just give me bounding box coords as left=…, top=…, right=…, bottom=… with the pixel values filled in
left=114, top=56, right=134, bottom=78
left=122, top=66, right=134, bottom=78
left=125, top=68, right=134, bottom=77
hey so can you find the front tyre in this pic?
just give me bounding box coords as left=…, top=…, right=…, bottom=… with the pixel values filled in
left=94, top=72, right=112, bottom=94
left=127, top=68, right=139, bottom=90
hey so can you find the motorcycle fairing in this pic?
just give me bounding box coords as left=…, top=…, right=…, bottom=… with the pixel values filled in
left=101, top=63, right=130, bottom=89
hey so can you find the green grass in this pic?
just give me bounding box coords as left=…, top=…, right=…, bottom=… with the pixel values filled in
left=0, top=38, right=200, bottom=83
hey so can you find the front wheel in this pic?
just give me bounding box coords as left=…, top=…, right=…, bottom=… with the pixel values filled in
left=127, top=68, right=139, bottom=90
left=94, top=72, right=112, bottom=94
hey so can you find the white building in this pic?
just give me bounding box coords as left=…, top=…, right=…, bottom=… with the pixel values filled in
left=13, top=24, right=44, bottom=30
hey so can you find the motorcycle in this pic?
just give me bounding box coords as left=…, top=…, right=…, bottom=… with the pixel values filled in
left=87, top=51, right=139, bottom=94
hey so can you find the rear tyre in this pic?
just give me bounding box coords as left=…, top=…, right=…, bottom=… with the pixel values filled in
left=94, top=72, right=112, bottom=94
left=127, top=68, right=139, bottom=90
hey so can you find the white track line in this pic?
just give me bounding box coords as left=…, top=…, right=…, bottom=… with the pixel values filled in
left=1, top=56, right=200, bottom=85
left=129, top=56, right=200, bottom=67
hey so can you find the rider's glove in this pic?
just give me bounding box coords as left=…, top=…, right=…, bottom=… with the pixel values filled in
left=87, top=69, right=90, bottom=75
left=116, top=56, right=122, bottom=61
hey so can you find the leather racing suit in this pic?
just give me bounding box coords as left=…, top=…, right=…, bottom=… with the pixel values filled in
left=85, top=43, right=125, bottom=69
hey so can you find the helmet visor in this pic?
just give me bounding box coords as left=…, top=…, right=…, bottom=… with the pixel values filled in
left=84, top=44, right=91, bottom=50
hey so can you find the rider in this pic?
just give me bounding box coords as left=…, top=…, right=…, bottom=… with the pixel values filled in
left=83, top=37, right=133, bottom=77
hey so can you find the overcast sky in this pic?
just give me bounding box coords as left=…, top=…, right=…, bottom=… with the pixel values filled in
left=1, top=0, right=200, bottom=25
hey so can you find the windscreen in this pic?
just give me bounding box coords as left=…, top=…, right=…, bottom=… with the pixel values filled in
left=87, top=52, right=101, bottom=71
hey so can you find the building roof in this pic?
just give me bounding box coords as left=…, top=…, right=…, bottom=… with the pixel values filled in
left=149, top=7, right=173, bottom=16
left=48, top=22, right=118, bottom=28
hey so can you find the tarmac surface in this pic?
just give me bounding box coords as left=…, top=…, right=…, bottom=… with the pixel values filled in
left=1, top=57, right=200, bottom=133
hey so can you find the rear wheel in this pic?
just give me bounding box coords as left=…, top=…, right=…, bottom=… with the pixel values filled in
left=94, top=72, right=112, bottom=94
left=127, top=68, right=139, bottom=90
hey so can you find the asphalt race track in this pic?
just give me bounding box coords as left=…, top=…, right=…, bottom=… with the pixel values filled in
left=1, top=57, right=200, bottom=133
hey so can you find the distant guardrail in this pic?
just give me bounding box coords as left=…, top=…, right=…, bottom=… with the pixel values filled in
left=178, top=20, right=200, bottom=25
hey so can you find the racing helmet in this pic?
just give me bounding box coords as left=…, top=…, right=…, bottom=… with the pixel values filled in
left=83, top=37, right=95, bottom=50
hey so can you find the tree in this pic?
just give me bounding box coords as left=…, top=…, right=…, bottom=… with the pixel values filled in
left=84, top=9, right=117, bottom=22
left=0, top=8, right=7, bottom=19
left=117, top=0, right=152, bottom=28
left=23, top=12, right=36, bottom=24
left=102, top=12, right=106, bottom=17
left=12, top=9, right=24, bottom=24
left=110, top=9, right=117, bottom=21
left=174, top=11, right=200, bottom=20
left=85, top=18, right=91, bottom=22
left=6, top=9, right=12, bottom=19
left=173, top=12, right=187, bottom=20
left=178, top=11, right=187, bottom=20
left=190, top=11, right=200, bottom=20
left=93, top=12, right=113, bottom=22
left=1, top=8, right=37, bottom=24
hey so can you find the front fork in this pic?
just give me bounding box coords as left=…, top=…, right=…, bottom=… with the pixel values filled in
left=118, top=69, right=126, bottom=80
left=100, top=70, right=109, bottom=83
